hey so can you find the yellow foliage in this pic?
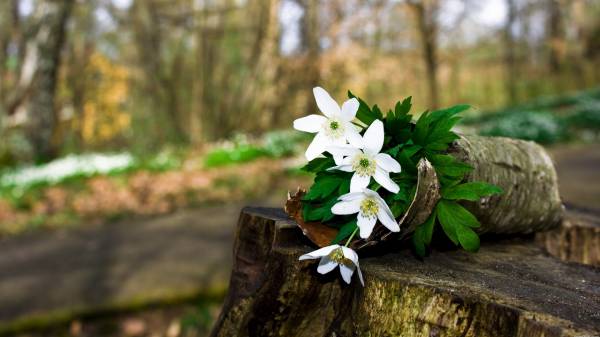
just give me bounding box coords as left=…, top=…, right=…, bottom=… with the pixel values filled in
left=77, top=52, right=130, bottom=144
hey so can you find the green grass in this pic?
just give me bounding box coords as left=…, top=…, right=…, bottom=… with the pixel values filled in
left=203, top=129, right=310, bottom=168
left=464, top=87, right=600, bottom=144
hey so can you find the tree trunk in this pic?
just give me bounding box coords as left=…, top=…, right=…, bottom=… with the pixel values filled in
left=22, top=0, right=74, bottom=162
left=410, top=0, right=439, bottom=109
left=546, top=0, right=563, bottom=73
left=503, top=0, right=518, bottom=104
left=299, top=0, right=321, bottom=116
left=211, top=208, right=600, bottom=337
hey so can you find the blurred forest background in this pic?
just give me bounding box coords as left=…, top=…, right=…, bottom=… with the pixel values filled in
left=0, top=0, right=599, bottom=235
left=1, top=0, right=599, bottom=163
left=0, top=1, right=600, bottom=336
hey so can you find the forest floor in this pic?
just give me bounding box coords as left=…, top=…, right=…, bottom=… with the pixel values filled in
left=0, top=143, right=598, bottom=336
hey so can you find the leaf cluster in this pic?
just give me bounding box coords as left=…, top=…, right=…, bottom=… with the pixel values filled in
left=300, top=92, right=503, bottom=255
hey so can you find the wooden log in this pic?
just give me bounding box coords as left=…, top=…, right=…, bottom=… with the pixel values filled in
left=287, top=135, right=563, bottom=250
left=450, top=135, right=563, bottom=234
left=211, top=207, right=600, bottom=337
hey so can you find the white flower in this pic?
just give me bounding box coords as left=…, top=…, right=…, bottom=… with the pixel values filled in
left=329, top=119, right=401, bottom=193
left=331, top=188, right=400, bottom=239
left=293, top=87, right=363, bottom=162
left=299, top=244, right=364, bottom=286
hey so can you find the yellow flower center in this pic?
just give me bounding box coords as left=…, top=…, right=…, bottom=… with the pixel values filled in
left=328, top=247, right=352, bottom=266
left=360, top=198, right=379, bottom=219
left=352, top=154, right=376, bottom=177
left=323, top=118, right=345, bottom=139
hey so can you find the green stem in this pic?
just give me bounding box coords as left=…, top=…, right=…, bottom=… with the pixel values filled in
left=344, top=227, right=359, bottom=247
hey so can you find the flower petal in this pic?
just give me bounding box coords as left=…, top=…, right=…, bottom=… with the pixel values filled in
left=375, top=153, right=401, bottom=173
left=377, top=207, right=400, bottom=232
left=293, top=114, right=327, bottom=133
left=362, top=119, right=384, bottom=155
left=344, top=126, right=364, bottom=148
left=338, top=191, right=364, bottom=202
left=299, top=244, right=339, bottom=260
left=331, top=155, right=342, bottom=165
left=328, top=164, right=354, bottom=172
left=374, top=167, right=399, bottom=193
left=328, top=145, right=361, bottom=158
left=317, top=256, right=338, bottom=274
left=357, top=213, right=377, bottom=239
left=340, top=98, right=359, bottom=121
left=342, top=247, right=364, bottom=286
left=313, top=87, right=340, bottom=118
left=305, top=132, right=329, bottom=161
left=331, top=199, right=361, bottom=215
left=350, top=173, right=371, bottom=192
left=341, top=246, right=359, bottom=264
left=355, top=264, right=364, bottom=286
left=339, top=264, right=355, bottom=284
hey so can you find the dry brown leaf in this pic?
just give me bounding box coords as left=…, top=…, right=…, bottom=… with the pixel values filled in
left=285, top=188, right=338, bottom=247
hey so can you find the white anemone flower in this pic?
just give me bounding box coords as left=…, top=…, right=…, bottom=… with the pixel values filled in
left=331, top=188, right=400, bottom=239
left=299, top=244, right=364, bottom=286
left=329, top=119, right=401, bottom=193
left=293, top=87, right=363, bottom=162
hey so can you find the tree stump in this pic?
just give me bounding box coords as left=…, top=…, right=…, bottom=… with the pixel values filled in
left=211, top=207, right=600, bottom=337
left=536, top=207, right=600, bottom=266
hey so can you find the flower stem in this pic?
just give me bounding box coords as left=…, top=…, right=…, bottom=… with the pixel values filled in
left=344, top=227, right=359, bottom=247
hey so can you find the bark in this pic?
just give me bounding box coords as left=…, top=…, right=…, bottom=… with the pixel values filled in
left=450, top=135, right=563, bottom=235
left=21, top=0, right=74, bottom=162
left=211, top=207, right=600, bottom=337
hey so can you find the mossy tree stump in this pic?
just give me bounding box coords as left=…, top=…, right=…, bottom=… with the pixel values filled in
left=211, top=207, right=600, bottom=337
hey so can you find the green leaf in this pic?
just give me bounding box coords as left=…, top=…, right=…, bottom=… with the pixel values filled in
left=436, top=200, right=481, bottom=246
left=437, top=200, right=481, bottom=229
left=348, top=91, right=382, bottom=124
left=412, top=232, right=427, bottom=257
left=456, top=226, right=480, bottom=252
left=303, top=197, right=338, bottom=222
left=302, top=157, right=335, bottom=173
left=428, top=154, right=473, bottom=178
left=402, top=144, right=422, bottom=158
left=412, top=105, right=469, bottom=153
left=442, top=182, right=504, bottom=201
left=331, top=220, right=357, bottom=244
left=412, top=211, right=437, bottom=257
left=420, top=212, right=436, bottom=244
left=413, top=111, right=431, bottom=146
left=303, top=173, right=348, bottom=201
left=386, top=97, right=413, bottom=143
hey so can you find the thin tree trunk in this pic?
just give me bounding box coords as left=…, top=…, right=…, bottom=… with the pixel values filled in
left=299, top=0, right=321, bottom=116
left=410, top=0, right=439, bottom=109
left=23, top=0, right=74, bottom=162
left=503, top=0, right=518, bottom=104
left=546, top=0, right=563, bottom=73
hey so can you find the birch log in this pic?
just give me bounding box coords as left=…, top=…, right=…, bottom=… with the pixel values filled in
left=451, top=135, right=563, bottom=234
left=287, top=135, right=564, bottom=249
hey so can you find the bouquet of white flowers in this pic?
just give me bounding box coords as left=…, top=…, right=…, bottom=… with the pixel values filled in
left=288, top=87, right=503, bottom=285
